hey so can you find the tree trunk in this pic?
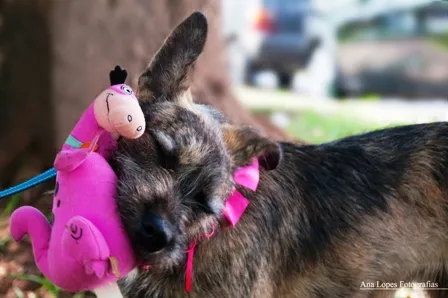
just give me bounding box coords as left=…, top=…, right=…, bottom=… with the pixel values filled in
left=0, top=0, right=288, bottom=191
left=51, top=0, right=288, bottom=148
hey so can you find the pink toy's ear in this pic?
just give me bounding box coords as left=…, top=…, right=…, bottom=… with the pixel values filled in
left=54, top=149, right=89, bottom=172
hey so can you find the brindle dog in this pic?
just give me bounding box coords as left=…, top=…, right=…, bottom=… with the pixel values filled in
left=111, top=12, right=448, bottom=298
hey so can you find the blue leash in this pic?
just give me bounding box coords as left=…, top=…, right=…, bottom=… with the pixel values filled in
left=0, top=167, right=57, bottom=199
left=0, top=134, right=87, bottom=199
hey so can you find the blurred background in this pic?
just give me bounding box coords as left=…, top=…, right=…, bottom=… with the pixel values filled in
left=0, top=0, right=447, bottom=297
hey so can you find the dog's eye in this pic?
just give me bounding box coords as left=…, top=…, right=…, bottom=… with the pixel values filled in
left=193, top=190, right=216, bottom=214
left=151, top=131, right=178, bottom=170
left=195, top=191, right=208, bottom=208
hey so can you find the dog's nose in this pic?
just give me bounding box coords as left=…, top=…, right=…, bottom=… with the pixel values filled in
left=140, top=212, right=172, bottom=252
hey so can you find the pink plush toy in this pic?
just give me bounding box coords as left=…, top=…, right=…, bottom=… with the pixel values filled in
left=9, top=66, right=142, bottom=296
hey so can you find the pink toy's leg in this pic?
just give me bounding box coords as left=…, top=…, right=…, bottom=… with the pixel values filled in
left=54, top=149, right=89, bottom=172
left=10, top=206, right=52, bottom=278
left=62, top=216, right=111, bottom=278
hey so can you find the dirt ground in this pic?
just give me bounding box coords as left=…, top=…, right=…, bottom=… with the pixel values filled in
left=0, top=188, right=94, bottom=298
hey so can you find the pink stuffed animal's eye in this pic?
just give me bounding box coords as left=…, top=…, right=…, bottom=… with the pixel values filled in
left=120, top=85, right=133, bottom=95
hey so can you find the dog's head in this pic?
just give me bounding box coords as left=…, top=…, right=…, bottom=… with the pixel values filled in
left=112, top=12, right=282, bottom=268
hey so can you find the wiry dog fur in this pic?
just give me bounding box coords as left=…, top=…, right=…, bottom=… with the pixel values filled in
left=110, top=11, right=448, bottom=298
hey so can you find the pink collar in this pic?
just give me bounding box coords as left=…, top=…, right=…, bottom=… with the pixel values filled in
left=141, top=158, right=260, bottom=293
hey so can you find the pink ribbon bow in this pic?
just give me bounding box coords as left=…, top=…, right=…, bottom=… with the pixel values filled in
left=222, top=158, right=260, bottom=226
left=185, top=158, right=260, bottom=292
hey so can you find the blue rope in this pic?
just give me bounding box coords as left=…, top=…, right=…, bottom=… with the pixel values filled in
left=0, top=167, right=57, bottom=199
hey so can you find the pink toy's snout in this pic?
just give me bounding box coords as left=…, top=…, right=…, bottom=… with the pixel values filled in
left=93, top=85, right=146, bottom=140
left=108, top=105, right=145, bottom=139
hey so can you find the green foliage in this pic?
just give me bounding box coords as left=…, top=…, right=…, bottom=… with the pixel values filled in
left=7, top=273, right=90, bottom=297
left=286, top=110, right=403, bottom=144
left=8, top=273, right=61, bottom=296
left=12, top=286, right=25, bottom=298
left=0, top=235, right=11, bottom=253
left=359, top=94, right=381, bottom=102
left=431, top=32, right=448, bottom=50
left=2, top=194, right=21, bottom=218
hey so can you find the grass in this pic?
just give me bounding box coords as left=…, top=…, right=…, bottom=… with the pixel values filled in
left=359, top=93, right=381, bottom=102
left=0, top=195, right=71, bottom=297
left=431, top=32, right=448, bottom=51
left=8, top=274, right=62, bottom=296
left=0, top=194, right=69, bottom=297
left=7, top=273, right=90, bottom=297
left=0, top=235, right=11, bottom=254
left=286, top=110, right=405, bottom=143
left=1, top=194, right=21, bottom=218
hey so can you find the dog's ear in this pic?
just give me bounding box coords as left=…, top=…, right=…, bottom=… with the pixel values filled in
left=138, top=11, right=208, bottom=101
left=222, top=124, right=282, bottom=171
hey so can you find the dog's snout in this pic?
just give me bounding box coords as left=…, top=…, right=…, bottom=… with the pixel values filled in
left=140, top=212, right=172, bottom=252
